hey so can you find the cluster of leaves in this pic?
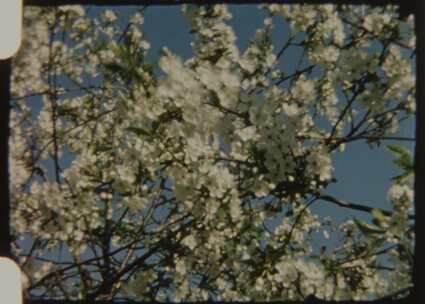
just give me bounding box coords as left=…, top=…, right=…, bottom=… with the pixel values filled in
left=9, top=3, right=415, bottom=302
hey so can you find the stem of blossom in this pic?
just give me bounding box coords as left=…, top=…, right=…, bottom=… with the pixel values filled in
left=274, top=64, right=314, bottom=86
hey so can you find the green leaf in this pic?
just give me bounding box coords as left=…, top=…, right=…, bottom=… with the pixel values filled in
left=387, top=144, right=409, bottom=158
left=387, top=144, right=414, bottom=183
left=353, top=218, right=385, bottom=235
left=371, top=208, right=387, bottom=226
left=217, top=208, right=227, bottom=221
left=57, top=106, right=74, bottom=116
left=386, top=144, right=412, bottom=171
left=391, top=171, right=414, bottom=182
left=104, top=62, right=126, bottom=75
left=142, top=63, right=153, bottom=74
left=126, top=127, right=151, bottom=137
left=96, top=145, right=113, bottom=152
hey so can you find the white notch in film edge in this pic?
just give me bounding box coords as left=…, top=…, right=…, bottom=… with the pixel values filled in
left=0, top=0, right=23, bottom=59
left=0, top=257, right=23, bottom=304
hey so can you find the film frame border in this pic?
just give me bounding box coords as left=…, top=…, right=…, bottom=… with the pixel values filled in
left=0, top=1, right=422, bottom=303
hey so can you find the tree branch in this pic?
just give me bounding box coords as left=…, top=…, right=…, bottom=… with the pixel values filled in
left=316, top=191, right=414, bottom=220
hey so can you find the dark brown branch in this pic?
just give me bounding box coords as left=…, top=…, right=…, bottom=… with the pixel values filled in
left=317, top=192, right=415, bottom=220
left=335, top=135, right=415, bottom=142
left=274, top=64, right=315, bottom=86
